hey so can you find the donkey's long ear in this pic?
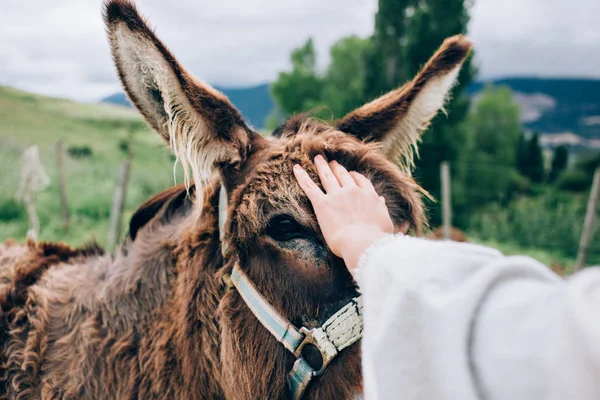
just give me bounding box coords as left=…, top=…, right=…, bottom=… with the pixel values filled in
left=337, top=35, right=472, bottom=169
left=104, top=0, right=251, bottom=187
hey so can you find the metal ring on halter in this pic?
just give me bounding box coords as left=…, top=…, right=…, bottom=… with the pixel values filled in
left=294, top=327, right=338, bottom=376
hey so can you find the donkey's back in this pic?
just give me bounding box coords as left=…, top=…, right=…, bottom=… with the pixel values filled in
left=0, top=241, right=27, bottom=295
left=0, top=240, right=106, bottom=309
left=0, top=189, right=195, bottom=399
left=0, top=239, right=144, bottom=399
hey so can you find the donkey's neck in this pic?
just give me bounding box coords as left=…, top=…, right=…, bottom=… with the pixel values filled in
left=162, top=184, right=229, bottom=396
left=169, top=203, right=226, bottom=398
left=92, top=186, right=225, bottom=397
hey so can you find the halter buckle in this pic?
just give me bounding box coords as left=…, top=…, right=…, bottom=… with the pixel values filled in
left=294, top=327, right=338, bottom=376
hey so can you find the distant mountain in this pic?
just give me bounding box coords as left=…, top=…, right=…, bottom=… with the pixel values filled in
left=213, top=84, right=273, bottom=129
left=101, top=83, right=274, bottom=129
left=102, top=77, right=600, bottom=140
left=101, top=92, right=131, bottom=107
left=468, top=78, right=600, bottom=140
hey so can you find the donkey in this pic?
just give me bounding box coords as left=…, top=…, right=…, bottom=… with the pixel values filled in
left=0, top=0, right=471, bottom=398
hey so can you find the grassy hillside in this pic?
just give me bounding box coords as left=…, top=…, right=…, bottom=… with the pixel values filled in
left=0, top=86, right=176, bottom=246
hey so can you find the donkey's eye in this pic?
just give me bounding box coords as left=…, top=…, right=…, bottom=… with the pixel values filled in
left=265, top=216, right=309, bottom=242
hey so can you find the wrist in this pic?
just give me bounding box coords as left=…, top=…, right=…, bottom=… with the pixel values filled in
left=339, top=226, right=390, bottom=272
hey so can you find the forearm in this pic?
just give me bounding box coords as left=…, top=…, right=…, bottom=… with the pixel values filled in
left=355, top=235, right=588, bottom=400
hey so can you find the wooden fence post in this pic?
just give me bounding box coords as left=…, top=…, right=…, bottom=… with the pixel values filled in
left=441, top=161, right=452, bottom=240
left=17, top=146, right=50, bottom=241
left=24, top=194, right=40, bottom=241
left=107, top=155, right=133, bottom=252
left=574, top=167, right=600, bottom=272
left=56, top=141, right=69, bottom=232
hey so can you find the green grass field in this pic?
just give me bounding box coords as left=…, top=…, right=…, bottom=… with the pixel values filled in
left=0, top=86, right=581, bottom=270
left=0, top=86, right=176, bottom=246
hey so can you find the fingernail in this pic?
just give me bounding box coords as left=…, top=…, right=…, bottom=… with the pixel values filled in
left=330, top=160, right=338, bottom=165
left=293, top=164, right=301, bottom=171
left=315, top=155, right=324, bottom=162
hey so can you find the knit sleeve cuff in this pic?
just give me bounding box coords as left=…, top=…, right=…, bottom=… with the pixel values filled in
left=353, top=233, right=400, bottom=286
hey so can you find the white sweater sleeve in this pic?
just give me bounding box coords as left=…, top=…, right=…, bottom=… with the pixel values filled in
left=355, top=234, right=600, bottom=400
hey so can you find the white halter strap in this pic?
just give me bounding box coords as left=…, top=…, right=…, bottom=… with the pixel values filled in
left=218, top=185, right=229, bottom=255
left=218, top=183, right=363, bottom=399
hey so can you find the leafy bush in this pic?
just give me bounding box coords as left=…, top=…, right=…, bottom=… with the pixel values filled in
left=467, top=191, right=600, bottom=264
left=118, top=139, right=131, bottom=155
left=67, top=145, right=93, bottom=159
left=507, top=170, right=531, bottom=197
left=0, top=199, right=25, bottom=221
left=575, top=153, right=600, bottom=175
left=557, top=169, right=591, bottom=192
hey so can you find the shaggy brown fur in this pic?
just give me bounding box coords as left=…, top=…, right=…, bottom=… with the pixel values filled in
left=0, top=1, right=471, bottom=398
left=427, top=227, right=469, bottom=243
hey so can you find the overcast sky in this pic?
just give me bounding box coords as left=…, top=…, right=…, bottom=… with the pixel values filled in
left=1, top=0, right=598, bottom=102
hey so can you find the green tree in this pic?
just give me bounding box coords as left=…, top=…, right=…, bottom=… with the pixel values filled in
left=321, top=36, right=371, bottom=119
left=471, top=86, right=521, bottom=162
left=364, top=0, right=414, bottom=100
left=404, top=0, right=472, bottom=78
left=557, top=152, right=600, bottom=192
left=525, top=133, right=545, bottom=183
left=578, top=153, right=600, bottom=173
left=271, top=36, right=372, bottom=122
left=516, top=131, right=529, bottom=177
left=517, top=131, right=546, bottom=184
left=270, top=39, right=323, bottom=116
left=464, top=85, right=522, bottom=206
left=549, top=145, right=569, bottom=182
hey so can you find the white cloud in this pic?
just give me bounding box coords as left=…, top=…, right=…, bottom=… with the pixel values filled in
left=469, top=0, right=600, bottom=78
left=0, top=0, right=598, bottom=102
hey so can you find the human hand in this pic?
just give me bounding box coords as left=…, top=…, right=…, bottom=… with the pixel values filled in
left=293, top=155, right=394, bottom=272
